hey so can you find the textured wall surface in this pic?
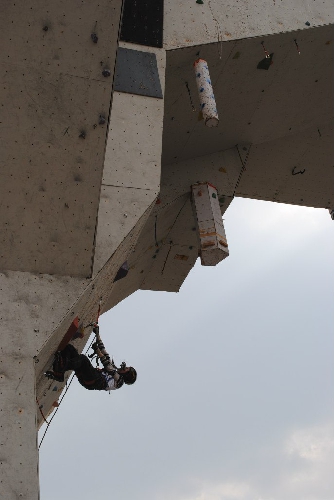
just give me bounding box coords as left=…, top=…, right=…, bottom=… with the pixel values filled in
left=0, top=0, right=123, bottom=278
left=93, top=43, right=166, bottom=275
left=164, top=0, right=334, bottom=49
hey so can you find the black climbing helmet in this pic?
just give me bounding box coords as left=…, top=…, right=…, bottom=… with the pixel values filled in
left=123, top=367, right=137, bottom=385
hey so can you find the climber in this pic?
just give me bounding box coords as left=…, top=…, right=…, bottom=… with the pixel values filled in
left=45, top=325, right=137, bottom=391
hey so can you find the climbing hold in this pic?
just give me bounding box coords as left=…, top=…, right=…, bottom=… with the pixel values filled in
left=292, top=166, right=306, bottom=175
left=174, top=254, right=189, bottom=261
left=98, top=114, right=106, bottom=125
left=52, top=386, right=58, bottom=392
left=194, top=59, right=219, bottom=127
left=42, top=25, right=49, bottom=32
left=113, top=261, right=129, bottom=283
left=102, top=68, right=111, bottom=77
left=257, top=53, right=274, bottom=70
left=305, top=21, right=310, bottom=26
left=91, top=33, right=98, bottom=43
left=196, top=0, right=204, bottom=3
left=79, top=131, right=86, bottom=139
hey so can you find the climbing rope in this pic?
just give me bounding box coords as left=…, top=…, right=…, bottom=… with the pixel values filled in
left=233, top=144, right=252, bottom=198
left=38, top=337, right=95, bottom=449
left=36, top=397, right=49, bottom=425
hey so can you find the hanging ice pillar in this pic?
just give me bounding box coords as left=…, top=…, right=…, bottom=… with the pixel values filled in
left=192, top=182, right=229, bottom=266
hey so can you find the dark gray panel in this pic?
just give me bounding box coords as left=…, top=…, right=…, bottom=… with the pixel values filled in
left=114, top=47, right=163, bottom=99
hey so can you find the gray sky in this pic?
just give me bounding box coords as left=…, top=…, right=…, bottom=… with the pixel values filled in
left=39, top=198, right=334, bottom=500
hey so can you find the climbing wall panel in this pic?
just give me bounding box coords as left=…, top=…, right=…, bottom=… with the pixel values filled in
left=236, top=123, right=334, bottom=208
left=163, top=0, right=333, bottom=49
left=93, top=44, right=166, bottom=274
left=162, top=25, right=334, bottom=168
left=102, top=90, right=164, bottom=191
left=120, top=0, right=164, bottom=48
left=139, top=197, right=199, bottom=292
left=0, top=0, right=122, bottom=277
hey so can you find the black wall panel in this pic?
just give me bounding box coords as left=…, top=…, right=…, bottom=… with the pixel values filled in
left=120, top=0, right=164, bottom=48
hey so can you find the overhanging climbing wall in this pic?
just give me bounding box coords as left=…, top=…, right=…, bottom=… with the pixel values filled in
left=0, top=1, right=333, bottom=498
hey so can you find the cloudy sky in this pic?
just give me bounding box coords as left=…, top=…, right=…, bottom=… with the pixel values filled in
left=39, top=198, right=334, bottom=500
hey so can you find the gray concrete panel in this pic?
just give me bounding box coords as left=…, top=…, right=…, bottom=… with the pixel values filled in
left=1, top=1, right=121, bottom=79
left=0, top=358, right=39, bottom=499
left=0, top=271, right=86, bottom=355
left=162, top=25, right=333, bottom=166
left=161, top=148, right=242, bottom=202
left=140, top=198, right=199, bottom=291
left=140, top=243, right=198, bottom=291
left=0, top=270, right=88, bottom=498
left=93, top=186, right=158, bottom=275
left=114, top=48, right=163, bottom=98
left=99, top=195, right=199, bottom=299
left=102, top=92, right=164, bottom=190
left=164, top=0, right=334, bottom=49
left=93, top=46, right=166, bottom=274
left=236, top=122, right=334, bottom=208
left=0, top=0, right=122, bottom=277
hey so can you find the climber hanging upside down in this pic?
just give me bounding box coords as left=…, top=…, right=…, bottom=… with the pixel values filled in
left=45, top=325, right=137, bottom=391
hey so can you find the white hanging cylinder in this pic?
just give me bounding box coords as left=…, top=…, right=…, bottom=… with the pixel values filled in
left=194, top=58, right=219, bottom=127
